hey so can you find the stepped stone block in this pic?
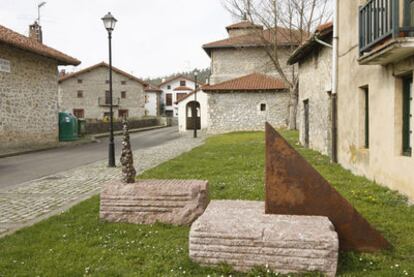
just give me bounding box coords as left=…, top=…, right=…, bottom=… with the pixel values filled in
left=190, top=200, right=338, bottom=276
left=100, top=179, right=209, bottom=226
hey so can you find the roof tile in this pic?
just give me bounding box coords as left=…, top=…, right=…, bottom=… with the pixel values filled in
left=59, top=62, right=147, bottom=86
left=0, top=24, right=80, bottom=65
left=202, top=73, right=288, bottom=92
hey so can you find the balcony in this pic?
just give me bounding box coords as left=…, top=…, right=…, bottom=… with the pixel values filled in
left=98, top=97, right=120, bottom=107
left=359, top=0, right=414, bottom=65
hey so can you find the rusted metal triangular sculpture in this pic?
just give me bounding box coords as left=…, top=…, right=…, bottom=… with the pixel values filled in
left=265, top=123, right=391, bottom=252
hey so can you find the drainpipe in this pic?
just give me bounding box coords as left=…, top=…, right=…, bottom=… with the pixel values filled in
left=331, top=0, right=339, bottom=163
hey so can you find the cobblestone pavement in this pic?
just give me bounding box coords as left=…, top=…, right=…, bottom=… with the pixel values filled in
left=0, top=135, right=204, bottom=237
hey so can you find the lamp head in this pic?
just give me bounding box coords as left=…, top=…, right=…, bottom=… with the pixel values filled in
left=102, top=12, right=117, bottom=32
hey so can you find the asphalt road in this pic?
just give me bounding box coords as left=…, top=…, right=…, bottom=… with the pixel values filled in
left=0, top=127, right=179, bottom=189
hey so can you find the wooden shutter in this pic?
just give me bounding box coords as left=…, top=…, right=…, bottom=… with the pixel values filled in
left=403, top=76, right=412, bottom=156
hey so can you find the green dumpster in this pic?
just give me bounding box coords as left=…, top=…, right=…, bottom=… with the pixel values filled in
left=77, top=119, right=86, bottom=137
left=59, top=112, right=78, bottom=141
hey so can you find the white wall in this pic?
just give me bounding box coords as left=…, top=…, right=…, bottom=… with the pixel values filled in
left=145, top=92, right=159, bottom=116
left=177, top=90, right=209, bottom=132
left=160, top=78, right=197, bottom=117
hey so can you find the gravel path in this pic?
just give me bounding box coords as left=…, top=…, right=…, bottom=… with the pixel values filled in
left=0, top=135, right=204, bottom=238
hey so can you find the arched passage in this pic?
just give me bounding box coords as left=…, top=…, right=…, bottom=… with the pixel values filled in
left=186, top=101, right=201, bottom=130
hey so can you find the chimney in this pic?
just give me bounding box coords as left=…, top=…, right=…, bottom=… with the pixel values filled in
left=59, top=69, right=66, bottom=77
left=29, top=21, right=43, bottom=43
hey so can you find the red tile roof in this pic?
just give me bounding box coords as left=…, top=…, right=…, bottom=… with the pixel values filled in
left=202, top=73, right=288, bottom=92
left=145, top=84, right=162, bottom=93
left=226, top=21, right=263, bottom=30
left=173, top=86, right=193, bottom=91
left=59, top=62, right=148, bottom=85
left=316, top=22, right=333, bottom=33
left=0, top=24, right=80, bottom=66
left=176, top=88, right=201, bottom=104
left=287, top=22, right=333, bottom=65
left=203, top=27, right=304, bottom=56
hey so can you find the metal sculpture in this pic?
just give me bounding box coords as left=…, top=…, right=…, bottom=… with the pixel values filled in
left=120, top=119, right=136, bottom=184
left=265, top=122, right=391, bottom=251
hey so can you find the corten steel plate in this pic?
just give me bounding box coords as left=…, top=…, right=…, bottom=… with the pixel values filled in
left=264, top=123, right=391, bottom=252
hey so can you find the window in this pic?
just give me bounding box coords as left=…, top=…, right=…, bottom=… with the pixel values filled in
left=167, top=85, right=171, bottom=90
left=121, top=91, right=127, bottom=99
left=403, top=76, right=412, bottom=156
left=165, top=110, right=173, bottom=117
left=362, top=86, right=370, bottom=149
left=105, top=90, right=111, bottom=105
left=77, top=90, right=83, bottom=98
left=145, top=95, right=149, bottom=103
left=180, top=80, right=186, bottom=86
left=103, top=112, right=111, bottom=119
left=121, top=80, right=127, bottom=85
left=260, top=103, right=266, bottom=111
left=118, top=109, right=128, bottom=119
left=73, top=109, right=84, bottom=118
left=77, top=79, right=82, bottom=84
left=105, top=80, right=109, bottom=84
left=166, top=93, right=172, bottom=106
left=176, top=93, right=187, bottom=102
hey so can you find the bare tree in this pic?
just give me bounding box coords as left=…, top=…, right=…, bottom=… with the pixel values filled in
left=222, top=0, right=332, bottom=129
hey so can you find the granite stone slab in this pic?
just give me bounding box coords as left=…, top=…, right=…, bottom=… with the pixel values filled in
left=190, top=200, right=338, bottom=276
left=100, top=179, right=209, bottom=226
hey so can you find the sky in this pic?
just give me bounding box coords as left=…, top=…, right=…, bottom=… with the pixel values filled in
left=1, top=0, right=235, bottom=79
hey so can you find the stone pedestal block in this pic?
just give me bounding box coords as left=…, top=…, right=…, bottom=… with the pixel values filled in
left=190, top=200, right=338, bottom=276
left=100, top=180, right=208, bottom=226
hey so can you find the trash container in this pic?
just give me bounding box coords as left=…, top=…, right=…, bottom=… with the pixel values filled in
left=77, top=119, right=86, bottom=137
left=59, top=112, right=78, bottom=141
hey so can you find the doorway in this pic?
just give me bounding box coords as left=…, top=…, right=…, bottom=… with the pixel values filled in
left=186, top=101, right=201, bottom=130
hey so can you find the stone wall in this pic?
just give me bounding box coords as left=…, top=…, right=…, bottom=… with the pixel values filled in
left=85, top=118, right=159, bottom=135
left=207, top=91, right=289, bottom=134
left=209, top=47, right=294, bottom=85
left=297, top=43, right=332, bottom=156
left=58, top=66, right=145, bottom=120
left=0, top=43, right=59, bottom=148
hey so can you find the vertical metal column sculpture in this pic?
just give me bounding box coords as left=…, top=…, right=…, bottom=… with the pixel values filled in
left=120, top=119, right=136, bottom=183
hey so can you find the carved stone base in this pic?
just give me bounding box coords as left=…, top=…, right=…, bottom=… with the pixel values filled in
left=100, top=180, right=209, bottom=226
left=190, top=200, right=338, bottom=276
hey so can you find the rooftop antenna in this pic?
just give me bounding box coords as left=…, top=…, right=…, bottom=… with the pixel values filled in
left=37, top=1, right=46, bottom=24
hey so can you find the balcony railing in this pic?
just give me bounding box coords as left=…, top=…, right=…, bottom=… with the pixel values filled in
left=98, top=97, right=120, bottom=107
left=359, top=0, right=414, bottom=56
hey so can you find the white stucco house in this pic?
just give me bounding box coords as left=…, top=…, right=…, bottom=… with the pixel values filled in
left=177, top=89, right=208, bottom=132
left=144, top=84, right=162, bottom=116
left=159, top=75, right=202, bottom=117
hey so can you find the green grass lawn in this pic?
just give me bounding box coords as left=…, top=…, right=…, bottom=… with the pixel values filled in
left=0, top=131, right=413, bottom=277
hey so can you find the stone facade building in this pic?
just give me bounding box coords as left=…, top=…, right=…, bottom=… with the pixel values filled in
left=335, top=0, right=414, bottom=200
left=288, top=23, right=333, bottom=156
left=203, top=73, right=289, bottom=134
left=58, top=62, right=147, bottom=120
left=179, top=20, right=298, bottom=134
left=204, top=21, right=296, bottom=85
left=0, top=23, right=80, bottom=149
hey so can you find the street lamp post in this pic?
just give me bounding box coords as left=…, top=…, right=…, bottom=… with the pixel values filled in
left=193, top=71, right=198, bottom=138
left=102, top=12, right=117, bottom=167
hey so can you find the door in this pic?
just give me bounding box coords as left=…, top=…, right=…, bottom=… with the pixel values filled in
left=304, top=99, right=310, bottom=147
left=186, top=101, right=201, bottom=130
